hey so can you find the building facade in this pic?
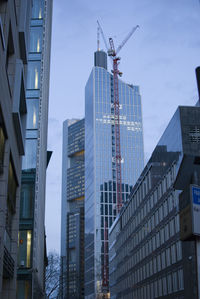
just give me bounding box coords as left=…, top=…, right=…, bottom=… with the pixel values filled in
left=60, top=119, right=85, bottom=298
left=17, top=0, right=53, bottom=298
left=0, top=0, right=30, bottom=298
left=109, top=106, right=200, bottom=299
left=85, top=50, right=144, bottom=298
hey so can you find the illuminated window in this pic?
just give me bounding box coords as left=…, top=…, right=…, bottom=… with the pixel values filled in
left=18, top=230, right=32, bottom=268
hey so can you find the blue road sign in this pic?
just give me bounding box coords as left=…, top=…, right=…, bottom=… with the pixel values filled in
left=192, top=186, right=200, bottom=205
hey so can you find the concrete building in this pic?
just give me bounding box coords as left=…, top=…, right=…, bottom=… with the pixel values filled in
left=109, top=105, right=200, bottom=299
left=84, top=50, right=144, bottom=298
left=17, top=0, right=53, bottom=298
left=60, top=119, right=85, bottom=298
left=0, top=0, right=29, bottom=297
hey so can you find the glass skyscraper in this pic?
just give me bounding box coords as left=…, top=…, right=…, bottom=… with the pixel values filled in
left=60, top=119, right=85, bottom=298
left=17, top=1, right=53, bottom=298
left=84, top=50, right=144, bottom=298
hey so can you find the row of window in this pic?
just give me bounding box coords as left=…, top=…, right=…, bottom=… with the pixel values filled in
left=112, top=268, right=184, bottom=299
left=116, top=214, right=180, bottom=271
left=117, top=192, right=178, bottom=255
left=122, top=163, right=176, bottom=229
left=115, top=239, right=182, bottom=283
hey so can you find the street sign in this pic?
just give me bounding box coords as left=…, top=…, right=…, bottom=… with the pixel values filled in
left=191, top=185, right=200, bottom=236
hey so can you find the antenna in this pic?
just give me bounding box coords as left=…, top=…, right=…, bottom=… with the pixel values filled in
left=97, top=23, right=100, bottom=51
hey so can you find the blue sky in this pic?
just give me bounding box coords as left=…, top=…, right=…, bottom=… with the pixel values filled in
left=45, top=0, right=200, bottom=253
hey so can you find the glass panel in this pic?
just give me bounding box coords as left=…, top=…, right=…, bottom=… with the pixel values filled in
left=29, top=27, right=43, bottom=53
left=0, top=126, right=5, bottom=168
left=18, top=230, right=32, bottom=268
left=26, top=99, right=39, bottom=129
left=17, top=280, right=32, bottom=299
left=7, top=161, right=17, bottom=213
left=31, top=0, right=44, bottom=19
left=26, top=61, right=41, bottom=90
left=20, top=183, right=34, bottom=219
left=22, top=139, right=37, bottom=170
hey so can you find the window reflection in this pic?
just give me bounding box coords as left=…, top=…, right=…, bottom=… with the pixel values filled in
left=29, top=27, right=43, bottom=53
left=32, top=0, right=44, bottom=19
left=22, top=139, right=37, bottom=170
left=26, top=99, right=39, bottom=129
left=27, top=61, right=40, bottom=90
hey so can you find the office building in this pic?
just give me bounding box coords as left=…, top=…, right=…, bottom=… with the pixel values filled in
left=0, top=1, right=29, bottom=297
left=109, top=105, right=200, bottom=299
left=85, top=50, right=144, bottom=298
left=60, top=119, right=85, bottom=298
left=17, top=0, right=53, bottom=298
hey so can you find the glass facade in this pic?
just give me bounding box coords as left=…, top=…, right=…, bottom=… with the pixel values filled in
left=85, top=59, right=144, bottom=297
left=17, top=0, right=52, bottom=297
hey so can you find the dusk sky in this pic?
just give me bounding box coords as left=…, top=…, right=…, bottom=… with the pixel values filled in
left=45, top=0, right=200, bottom=253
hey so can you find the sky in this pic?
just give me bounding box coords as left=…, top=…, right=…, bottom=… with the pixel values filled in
left=45, top=0, right=200, bottom=253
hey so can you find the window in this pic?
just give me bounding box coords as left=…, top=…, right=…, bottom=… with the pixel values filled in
left=32, top=0, right=44, bottom=19
left=161, top=251, right=166, bottom=269
left=22, top=139, right=37, bottom=170
left=170, top=219, right=175, bottom=237
left=172, top=272, right=178, bottom=292
left=18, top=230, right=32, bottom=268
left=178, top=269, right=184, bottom=290
left=176, top=241, right=182, bottom=261
left=0, top=112, right=6, bottom=172
left=171, top=244, right=176, bottom=264
left=5, top=23, right=16, bottom=93
left=162, top=277, right=167, bottom=295
left=166, top=248, right=171, bottom=267
left=167, top=273, right=172, bottom=294
left=26, top=99, right=39, bottom=129
left=17, top=280, right=32, bottom=299
left=26, top=61, right=41, bottom=89
left=29, top=27, right=43, bottom=53
left=7, top=160, right=17, bottom=214
left=20, top=183, right=34, bottom=219
left=157, top=254, right=161, bottom=272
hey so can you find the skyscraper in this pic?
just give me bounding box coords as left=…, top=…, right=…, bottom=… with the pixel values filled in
left=84, top=50, right=144, bottom=298
left=60, top=119, right=85, bottom=298
left=17, top=0, right=53, bottom=298
left=0, top=1, right=29, bottom=297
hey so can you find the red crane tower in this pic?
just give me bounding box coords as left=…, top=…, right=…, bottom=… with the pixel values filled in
left=97, top=21, right=139, bottom=214
left=97, top=21, right=139, bottom=293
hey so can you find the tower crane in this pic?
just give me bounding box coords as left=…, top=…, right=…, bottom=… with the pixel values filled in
left=97, top=21, right=139, bottom=214
left=97, top=21, right=139, bottom=293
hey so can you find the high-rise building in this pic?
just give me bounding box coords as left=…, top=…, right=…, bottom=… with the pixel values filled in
left=60, top=119, right=85, bottom=298
left=0, top=1, right=29, bottom=297
left=84, top=50, right=144, bottom=298
left=17, top=0, right=53, bottom=298
left=109, top=105, right=200, bottom=298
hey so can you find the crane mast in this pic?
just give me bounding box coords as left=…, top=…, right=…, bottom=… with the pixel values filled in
left=108, top=38, right=123, bottom=213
